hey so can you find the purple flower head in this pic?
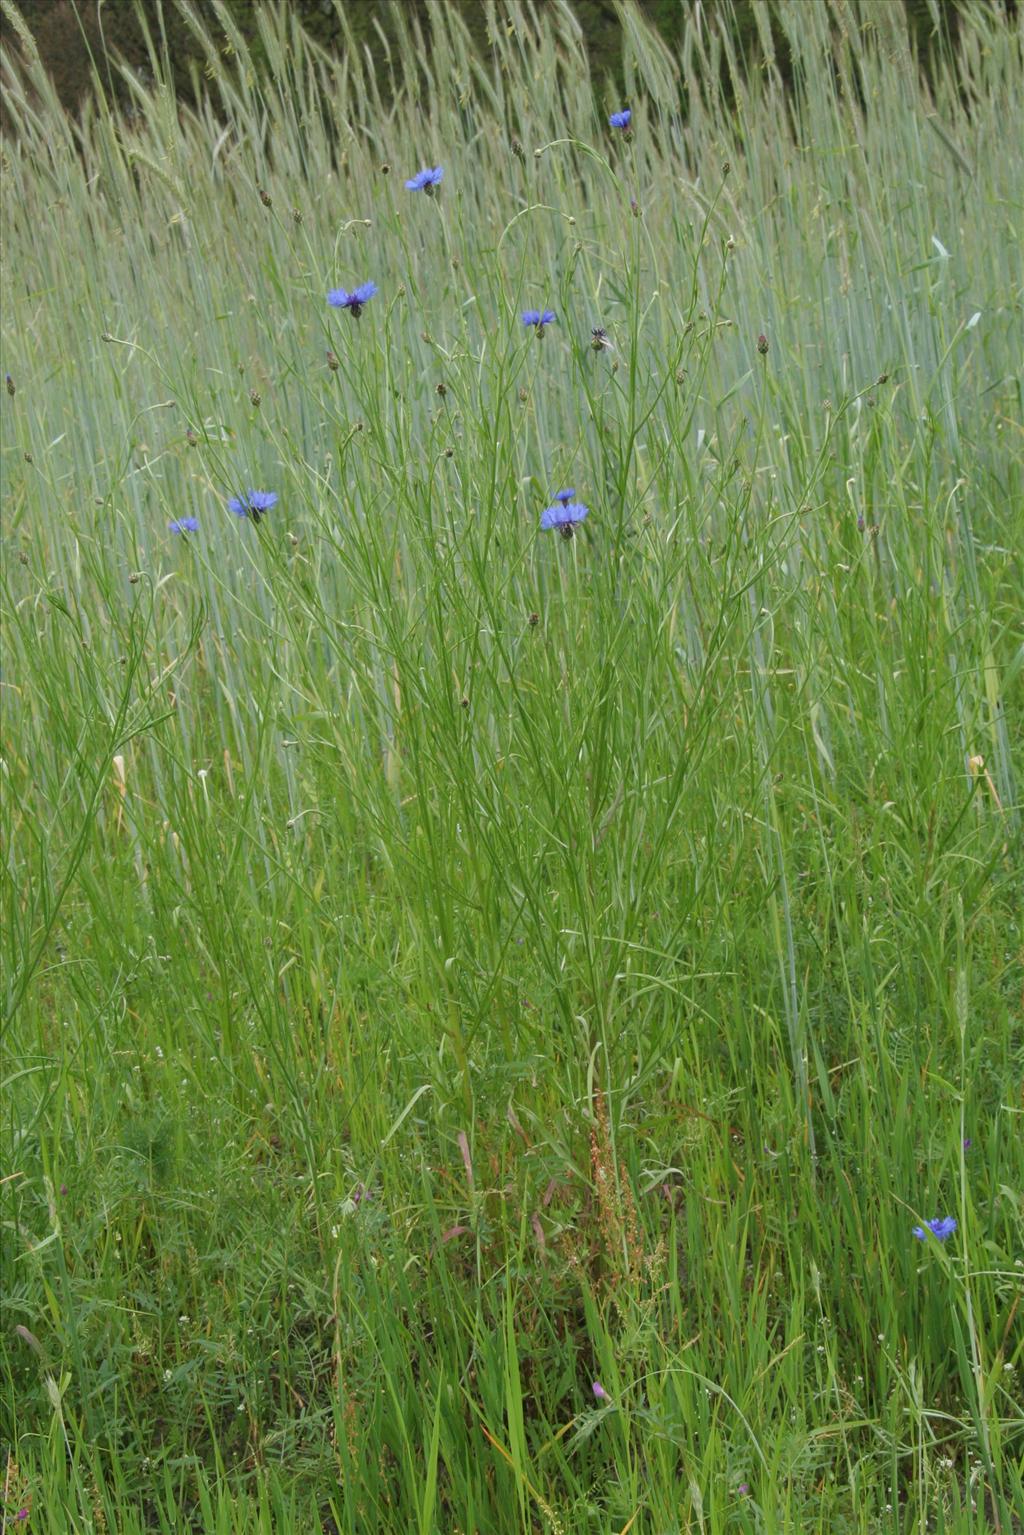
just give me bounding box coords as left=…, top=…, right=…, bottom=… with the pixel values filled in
left=912, top=1215, right=957, bottom=1242
left=327, top=281, right=378, bottom=317
left=553, top=488, right=576, bottom=505
left=522, top=309, right=556, bottom=335
left=168, top=516, right=199, bottom=535
left=609, top=109, right=632, bottom=130
left=405, top=166, right=444, bottom=193
left=963, top=1137, right=972, bottom=1150
left=228, top=489, right=278, bottom=524
left=60, top=1183, right=68, bottom=1196
left=738, top=1483, right=750, bottom=1496
left=540, top=499, right=589, bottom=538
left=591, top=1380, right=609, bottom=1400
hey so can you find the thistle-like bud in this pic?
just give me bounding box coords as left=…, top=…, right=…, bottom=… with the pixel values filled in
left=757, top=333, right=769, bottom=356
left=326, top=350, right=340, bottom=372
left=257, top=186, right=272, bottom=207
left=5, top=373, right=14, bottom=397
left=249, top=389, right=261, bottom=407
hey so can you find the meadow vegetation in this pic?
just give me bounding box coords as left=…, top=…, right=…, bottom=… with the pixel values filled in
left=1, top=1, right=1022, bottom=1530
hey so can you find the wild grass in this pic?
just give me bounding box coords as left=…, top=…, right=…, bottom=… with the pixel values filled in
left=1, top=0, right=1022, bottom=1529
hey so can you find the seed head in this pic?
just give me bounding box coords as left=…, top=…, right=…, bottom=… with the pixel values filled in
left=757, top=333, right=769, bottom=356
left=5, top=373, right=14, bottom=396
left=257, top=186, right=272, bottom=207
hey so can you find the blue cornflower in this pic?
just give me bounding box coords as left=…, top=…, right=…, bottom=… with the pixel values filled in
left=168, top=516, right=199, bottom=535
left=405, top=166, right=444, bottom=193
left=609, top=108, right=632, bottom=130
left=327, top=281, right=378, bottom=317
left=522, top=309, right=556, bottom=335
left=540, top=499, right=589, bottom=538
left=911, top=1216, right=957, bottom=1242
left=553, top=488, right=576, bottom=505
left=228, top=489, right=278, bottom=523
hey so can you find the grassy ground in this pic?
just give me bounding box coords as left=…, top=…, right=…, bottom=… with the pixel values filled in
left=2, top=1, right=1022, bottom=1530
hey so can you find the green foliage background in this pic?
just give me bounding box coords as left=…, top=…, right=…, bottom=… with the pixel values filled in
left=2, top=1, right=1022, bottom=1531
left=7, top=0, right=976, bottom=124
